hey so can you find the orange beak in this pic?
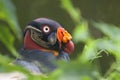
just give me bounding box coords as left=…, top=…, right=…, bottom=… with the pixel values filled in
left=57, top=27, right=74, bottom=54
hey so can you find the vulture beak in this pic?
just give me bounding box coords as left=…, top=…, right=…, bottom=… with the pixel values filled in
left=57, top=27, right=74, bottom=54
left=48, top=32, right=57, bottom=45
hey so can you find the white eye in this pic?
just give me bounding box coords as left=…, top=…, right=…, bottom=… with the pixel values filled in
left=43, top=26, right=50, bottom=33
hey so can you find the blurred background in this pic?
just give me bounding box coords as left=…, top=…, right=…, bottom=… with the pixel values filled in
left=1, top=0, right=120, bottom=79
left=1, top=0, right=120, bottom=56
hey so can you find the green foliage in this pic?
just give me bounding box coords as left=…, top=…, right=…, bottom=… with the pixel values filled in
left=0, top=0, right=22, bottom=40
left=0, top=0, right=22, bottom=56
left=93, top=23, right=120, bottom=61
left=0, top=0, right=120, bottom=80
left=72, top=21, right=90, bottom=43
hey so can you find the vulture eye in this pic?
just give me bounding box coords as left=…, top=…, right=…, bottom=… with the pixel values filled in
left=43, top=26, right=50, bottom=33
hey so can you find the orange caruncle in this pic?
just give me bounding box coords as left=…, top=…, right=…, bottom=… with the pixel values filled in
left=57, top=27, right=72, bottom=44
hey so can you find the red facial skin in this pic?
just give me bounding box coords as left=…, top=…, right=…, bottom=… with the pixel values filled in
left=24, top=31, right=44, bottom=51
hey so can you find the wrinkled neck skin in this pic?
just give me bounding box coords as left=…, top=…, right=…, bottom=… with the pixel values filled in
left=24, top=31, right=44, bottom=51
left=24, top=31, right=59, bottom=56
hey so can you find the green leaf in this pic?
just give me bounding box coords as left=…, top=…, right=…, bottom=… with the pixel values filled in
left=48, top=61, right=100, bottom=80
left=0, top=0, right=22, bottom=40
left=73, top=21, right=91, bottom=43
left=0, top=25, right=18, bottom=57
left=96, top=39, right=120, bottom=61
left=79, top=40, right=98, bottom=63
